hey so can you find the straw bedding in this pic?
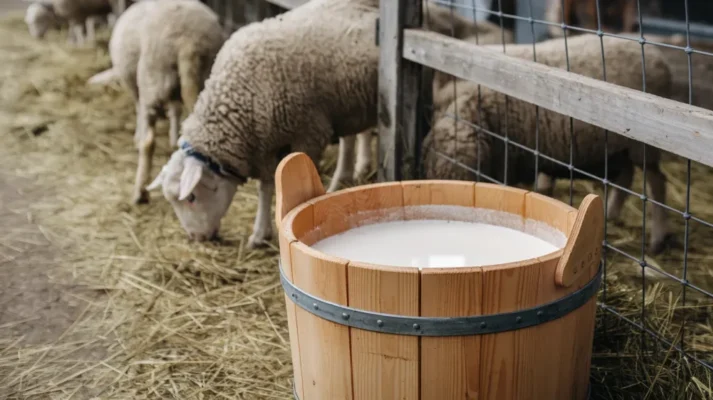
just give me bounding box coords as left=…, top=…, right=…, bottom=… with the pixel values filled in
left=0, top=13, right=712, bottom=399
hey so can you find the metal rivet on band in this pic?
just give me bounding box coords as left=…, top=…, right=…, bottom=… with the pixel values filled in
left=342, top=313, right=350, bottom=320
left=377, top=320, right=384, bottom=327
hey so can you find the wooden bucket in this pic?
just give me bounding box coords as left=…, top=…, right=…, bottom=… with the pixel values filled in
left=276, top=153, right=603, bottom=400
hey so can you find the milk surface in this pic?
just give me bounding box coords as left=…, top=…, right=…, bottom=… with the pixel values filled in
left=311, top=219, right=561, bottom=269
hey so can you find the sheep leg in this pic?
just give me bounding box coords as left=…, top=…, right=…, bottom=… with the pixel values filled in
left=167, top=102, right=181, bottom=148
left=247, top=180, right=275, bottom=249
left=327, top=135, right=356, bottom=193
left=606, top=161, right=634, bottom=222
left=65, top=23, right=76, bottom=45
left=132, top=107, right=155, bottom=204
left=129, top=87, right=142, bottom=144
left=107, top=13, right=117, bottom=28
left=67, top=22, right=80, bottom=45
left=133, top=103, right=142, bottom=145
left=85, top=17, right=96, bottom=45
left=177, top=48, right=202, bottom=112
left=353, top=130, right=372, bottom=182
left=535, top=173, right=555, bottom=197
left=70, top=22, right=84, bottom=46
left=646, top=165, right=671, bottom=255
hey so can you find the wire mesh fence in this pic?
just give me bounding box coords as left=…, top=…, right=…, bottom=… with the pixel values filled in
left=413, top=0, right=713, bottom=397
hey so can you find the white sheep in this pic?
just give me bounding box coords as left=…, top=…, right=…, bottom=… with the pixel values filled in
left=88, top=0, right=225, bottom=205
left=23, top=0, right=116, bottom=46
left=422, top=34, right=674, bottom=254
left=24, top=1, right=64, bottom=39
left=146, top=0, right=381, bottom=247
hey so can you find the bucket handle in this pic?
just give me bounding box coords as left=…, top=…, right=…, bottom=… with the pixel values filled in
left=555, top=194, right=604, bottom=287
left=275, top=152, right=325, bottom=230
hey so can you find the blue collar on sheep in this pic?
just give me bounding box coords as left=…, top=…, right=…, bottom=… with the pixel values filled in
left=180, top=141, right=246, bottom=183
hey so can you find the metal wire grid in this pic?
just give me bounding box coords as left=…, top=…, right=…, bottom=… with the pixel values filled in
left=424, top=0, right=713, bottom=390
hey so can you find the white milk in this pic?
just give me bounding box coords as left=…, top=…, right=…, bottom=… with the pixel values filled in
left=311, top=219, right=561, bottom=269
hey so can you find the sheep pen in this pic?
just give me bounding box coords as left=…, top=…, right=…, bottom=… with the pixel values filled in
left=0, top=9, right=712, bottom=400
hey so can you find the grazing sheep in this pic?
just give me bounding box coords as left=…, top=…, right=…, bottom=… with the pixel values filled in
left=328, top=2, right=515, bottom=193
left=24, top=0, right=109, bottom=42
left=422, top=34, right=674, bottom=254
left=24, top=1, right=64, bottom=39
left=23, top=0, right=134, bottom=44
left=89, top=0, right=225, bottom=205
left=44, top=0, right=114, bottom=45
left=146, top=0, right=381, bottom=248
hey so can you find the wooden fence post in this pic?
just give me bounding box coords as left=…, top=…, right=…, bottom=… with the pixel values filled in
left=377, top=0, right=424, bottom=182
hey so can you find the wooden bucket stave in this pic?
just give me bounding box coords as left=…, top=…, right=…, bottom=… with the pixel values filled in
left=276, top=152, right=602, bottom=400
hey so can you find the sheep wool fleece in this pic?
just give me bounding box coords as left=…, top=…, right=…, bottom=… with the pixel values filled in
left=180, top=0, right=380, bottom=183
left=423, top=34, right=673, bottom=183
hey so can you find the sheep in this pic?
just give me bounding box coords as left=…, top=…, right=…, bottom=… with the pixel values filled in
left=328, top=2, right=515, bottom=193
left=23, top=0, right=135, bottom=44
left=23, top=0, right=104, bottom=43
left=145, top=0, right=381, bottom=248
left=88, top=0, right=225, bottom=205
left=26, top=0, right=115, bottom=46
left=421, top=34, right=674, bottom=254
left=24, top=1, right=64, bottom=39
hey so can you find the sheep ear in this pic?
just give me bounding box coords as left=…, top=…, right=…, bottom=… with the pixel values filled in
left=178, top=158, right=203, bottom=201
left=146, top=168, right=166, bottom=191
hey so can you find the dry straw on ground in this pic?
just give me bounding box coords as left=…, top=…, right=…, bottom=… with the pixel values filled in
left=0, top=12, right=712, bottom=399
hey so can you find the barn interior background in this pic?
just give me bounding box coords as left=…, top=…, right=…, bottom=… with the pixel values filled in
left=1, top=0, right=713, bottom=398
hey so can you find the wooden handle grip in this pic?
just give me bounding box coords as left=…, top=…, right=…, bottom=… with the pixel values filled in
left=555, top=194, right=604, bottom=287
left=275, top=152, right=325, bottom=229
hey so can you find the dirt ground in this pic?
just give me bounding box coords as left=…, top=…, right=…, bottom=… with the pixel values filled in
left=0, top=2, right=106, bottom=396
left=0, top=171, right=81, bottom=345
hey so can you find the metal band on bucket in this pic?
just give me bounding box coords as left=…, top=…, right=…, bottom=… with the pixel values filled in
left=280, top=261, right=602, bottom=337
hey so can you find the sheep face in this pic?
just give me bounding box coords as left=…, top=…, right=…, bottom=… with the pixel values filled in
left=25, top=3, right=54, bottom=39
left=147, top=150, right=238, bottom=242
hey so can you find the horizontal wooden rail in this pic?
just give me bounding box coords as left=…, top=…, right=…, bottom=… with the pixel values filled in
left=264, top=0, right=307, bottom=10
left=403, top=28, right=713, bottom=168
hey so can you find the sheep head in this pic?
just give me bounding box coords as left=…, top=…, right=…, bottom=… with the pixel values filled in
left=25, top=1, right=56, bottom=39
left=147, top=149, right=239, bottom=242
